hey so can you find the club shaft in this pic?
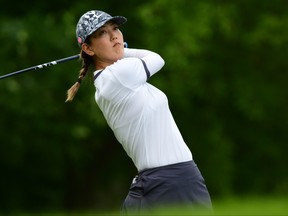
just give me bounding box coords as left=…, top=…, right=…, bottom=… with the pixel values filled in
left=0, top=54, right=80, bottom=80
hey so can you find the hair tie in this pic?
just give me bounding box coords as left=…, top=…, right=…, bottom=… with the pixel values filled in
left=77, top=78, right=82, bottom=84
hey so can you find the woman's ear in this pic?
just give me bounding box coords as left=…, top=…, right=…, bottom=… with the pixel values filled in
left=82, top=43, right=95, bottom=56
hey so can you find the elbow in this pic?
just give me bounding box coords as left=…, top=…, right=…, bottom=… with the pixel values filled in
left=161, top=57, right=165, bottom=67
left=157, top=54, right=165, bottom=68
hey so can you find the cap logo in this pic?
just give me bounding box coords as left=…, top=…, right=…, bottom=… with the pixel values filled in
left=95, top=12, right=104, bottom=19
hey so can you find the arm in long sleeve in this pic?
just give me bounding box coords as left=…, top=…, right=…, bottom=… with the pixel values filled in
left=106, top=48, right=165, bottom=89
left=124, top=48, right=165, bottom=77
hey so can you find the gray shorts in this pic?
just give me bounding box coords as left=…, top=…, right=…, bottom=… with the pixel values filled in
left=121, top=160, right=212, bottom=215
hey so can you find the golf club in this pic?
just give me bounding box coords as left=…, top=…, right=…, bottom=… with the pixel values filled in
left=0, top=54, right=80, bottom=80
left=0, top=42, right=128, bottom=80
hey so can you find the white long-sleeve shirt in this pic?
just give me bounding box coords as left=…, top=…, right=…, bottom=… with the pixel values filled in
left=94, top=48, right=193, bottom=172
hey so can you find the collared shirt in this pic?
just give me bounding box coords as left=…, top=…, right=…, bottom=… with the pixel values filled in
left=94, top=48, right=192, bottom=172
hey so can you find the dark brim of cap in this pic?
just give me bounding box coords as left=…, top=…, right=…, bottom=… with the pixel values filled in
left=87, top=16, right=127, bottom=38
left=109, top=16, right=127, bottom=26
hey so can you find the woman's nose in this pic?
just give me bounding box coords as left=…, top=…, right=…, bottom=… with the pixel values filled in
left=111, top=33, right=117, bottom=41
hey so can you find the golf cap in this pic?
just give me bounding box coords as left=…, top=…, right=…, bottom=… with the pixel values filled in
left=76, top=10, right=127, bottom=47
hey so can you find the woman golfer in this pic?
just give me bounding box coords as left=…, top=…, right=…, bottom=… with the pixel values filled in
left=66, top=10, right=212, bottom=214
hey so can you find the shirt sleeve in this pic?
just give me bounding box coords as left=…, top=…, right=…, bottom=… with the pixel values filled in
left=124, top=48, right=165, bottom=77
left=106, top=48, right=165, bottom=89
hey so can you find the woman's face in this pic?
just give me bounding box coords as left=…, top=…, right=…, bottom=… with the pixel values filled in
left=82, top=21, right=125, bottom=69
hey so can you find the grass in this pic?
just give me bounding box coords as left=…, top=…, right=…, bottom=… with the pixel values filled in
left=3, top=196, right=288, bottom=215
left=211, top=196, right=288, bottom=215
left=142, top=196, right=288, bottom=215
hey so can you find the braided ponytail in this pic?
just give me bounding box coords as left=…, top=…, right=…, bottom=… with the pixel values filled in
left=65, top=51, right=93, bottom=102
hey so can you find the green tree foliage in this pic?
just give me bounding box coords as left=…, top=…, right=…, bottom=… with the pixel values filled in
left=0, top=0, right=287, bottom=213
left=138, top=0, right=288, bottom=196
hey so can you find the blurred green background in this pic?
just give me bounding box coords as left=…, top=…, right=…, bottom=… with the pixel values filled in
left=1, top=0, right=288, bottom=214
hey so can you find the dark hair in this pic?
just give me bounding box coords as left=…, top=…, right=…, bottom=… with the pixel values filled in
left=65, top=42, right=94, bottom=102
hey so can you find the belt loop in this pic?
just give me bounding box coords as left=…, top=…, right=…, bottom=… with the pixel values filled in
left=132, top=175, right=138, bottom=184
